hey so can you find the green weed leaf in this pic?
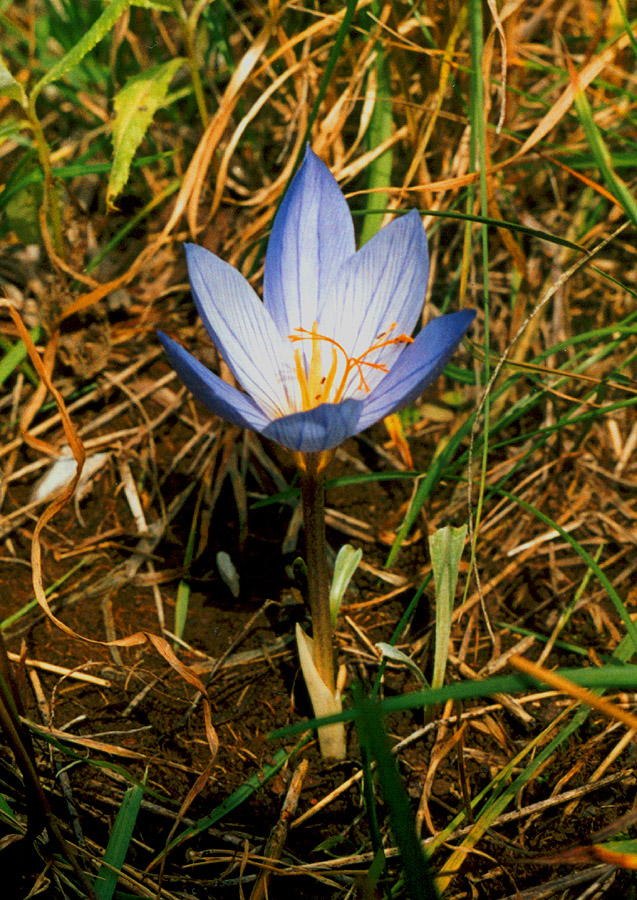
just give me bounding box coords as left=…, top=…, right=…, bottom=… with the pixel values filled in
left=131, top=0, right=174, bottom=9
left=0, top=62, right=27, bottom=108
left=32, top=0, right=135, bottom=101
left=107, top=58, right=183, bottom=207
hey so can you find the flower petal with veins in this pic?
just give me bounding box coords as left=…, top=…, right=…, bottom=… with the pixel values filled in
left=159, top=146, right=476, bottom=452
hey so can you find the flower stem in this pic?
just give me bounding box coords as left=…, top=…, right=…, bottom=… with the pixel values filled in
left=182, top=18, right=209, bottom=129
left=172, top=0, right=209, bottom=129
left=27, top=101, right=65, bottom=260
left=299, top=454, right=335, bottom=694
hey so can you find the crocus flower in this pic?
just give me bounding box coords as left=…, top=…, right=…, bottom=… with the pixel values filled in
left=159, top=147, right=475, bottom=455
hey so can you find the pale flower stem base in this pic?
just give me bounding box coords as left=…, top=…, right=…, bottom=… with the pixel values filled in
left=295, top=625, right=346, bottom=760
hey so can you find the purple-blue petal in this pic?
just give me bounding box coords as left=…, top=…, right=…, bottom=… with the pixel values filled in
left=262, top=399, right=363, bottom=452
left=357, top=310, right=476, bottom=430
left=318, top=209, right=429, bottom=394
left=263, top=146, right=356, bottom=336
left=158, top=331, right=272, bottom=433
left=184, top=243, right=296, bottom=417
left=320, top=209, right=428, bottom=345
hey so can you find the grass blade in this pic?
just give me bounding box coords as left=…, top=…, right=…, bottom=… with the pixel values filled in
left=359, top=0, right=394, bottom=247
left=94, top=780, right=144, bottom=900
left=0, top=326, right=41, bottom=387
left=151, top=743, right=303, bottom=865
left=569, top=56, right=637, bottom=226
left=496, top=488, right=637, bottom=655
left=353, top=684, right=440, bottom=900
left=271, top=664, right=637, bottom=740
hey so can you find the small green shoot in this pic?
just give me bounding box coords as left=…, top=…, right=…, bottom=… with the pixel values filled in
left=329, top=543, right=362, bottom=626
left=429, top=524, right=467, bottom=690
left=375, top=642, right=429, bottom=688
left=174, top=485, right=203, bottom=645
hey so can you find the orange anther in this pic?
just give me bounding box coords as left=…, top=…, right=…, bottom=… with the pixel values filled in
left=288, top=320, right=413, bottom=409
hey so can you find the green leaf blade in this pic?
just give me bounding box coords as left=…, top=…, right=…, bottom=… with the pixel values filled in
left=353, top=686, right=440, bottom=900
left=0, top=62, right=27, bottom=108
left=107, top=58, right=183, bottom=207
left=32, top=0, right=136, bottom=100
left=430, top=524, right=467, bottom=689
left=94, top=781, right=144, bottom=900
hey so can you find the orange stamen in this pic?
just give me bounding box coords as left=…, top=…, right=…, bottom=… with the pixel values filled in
left=319, top=347, right=339, bottom=402
left=308, top=321, right=323, bottom=404
left=288, top=320, right=413, bottom=410
left=293, top=347, right=312, bottom=410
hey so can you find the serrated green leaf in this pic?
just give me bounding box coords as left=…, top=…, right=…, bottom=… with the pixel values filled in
left=107, top=58, right=183, bottom=206
left=32, top=0, right=135, bottom=101
left=0, top=62, right=27, bottom=108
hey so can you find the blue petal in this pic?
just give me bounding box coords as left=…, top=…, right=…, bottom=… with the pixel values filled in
left=263, top=146, right=356, bottom=337
left=319, top=209, right=429, bottom=394
left=262, top=399, right=363, bottom=452
left=357, top=310, right=476, bottom=430
left=184, top=243, right=297, bottom=418
left=158, top=332, right=273, bottom=433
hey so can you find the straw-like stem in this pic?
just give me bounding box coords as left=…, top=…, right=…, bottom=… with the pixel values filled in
left=298, top=453, right=335, bottom=695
